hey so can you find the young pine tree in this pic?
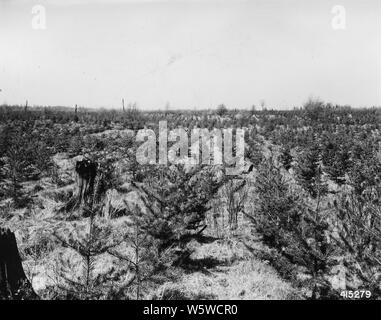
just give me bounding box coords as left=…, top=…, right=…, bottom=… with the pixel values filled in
left=108, top=203, right=175, bottom=299
left=249, top=157, right=335, bottom=298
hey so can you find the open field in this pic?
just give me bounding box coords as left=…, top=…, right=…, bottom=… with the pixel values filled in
left=0, top=102, right=380, bottom=300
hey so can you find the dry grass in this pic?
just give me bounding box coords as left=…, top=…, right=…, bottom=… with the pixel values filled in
left=153, top=237, right=302, bottom=300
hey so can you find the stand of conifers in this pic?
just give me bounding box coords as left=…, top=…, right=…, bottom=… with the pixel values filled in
left=0, top=228, right=38, bottom=299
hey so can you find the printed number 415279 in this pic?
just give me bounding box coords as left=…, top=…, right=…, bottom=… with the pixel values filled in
left=340, top=290, right=371, bottom=299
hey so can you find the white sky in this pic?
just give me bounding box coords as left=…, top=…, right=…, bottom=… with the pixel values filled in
left=0, top=0, right=380, bottom=109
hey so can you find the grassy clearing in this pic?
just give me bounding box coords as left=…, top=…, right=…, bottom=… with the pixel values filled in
left=152, top=237, right=302, bottom=300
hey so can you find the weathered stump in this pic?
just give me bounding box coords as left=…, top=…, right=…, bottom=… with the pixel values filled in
left=75, top=159, right=97, bottom=205
left=59, top=159, right=98, bottom=214
left=0, top=228, right=38, bottom=299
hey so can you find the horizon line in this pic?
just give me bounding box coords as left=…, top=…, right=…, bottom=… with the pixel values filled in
left=1, top=103, right=380, bottom=113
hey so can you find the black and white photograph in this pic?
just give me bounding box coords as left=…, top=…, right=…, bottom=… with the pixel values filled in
left=0, top=0, right=380, bottom=306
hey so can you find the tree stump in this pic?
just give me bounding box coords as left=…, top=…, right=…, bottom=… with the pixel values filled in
left=0, top=228, right=38, bottom=299
left=75, top=159, right=97, bottom=205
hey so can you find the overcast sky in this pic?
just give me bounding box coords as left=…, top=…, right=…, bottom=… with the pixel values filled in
left=0, top=0, right=380, bottom=109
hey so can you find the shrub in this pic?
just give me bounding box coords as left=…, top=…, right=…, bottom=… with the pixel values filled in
left=248, top=157, right=336, bottom=298
left=216, top=104, right=228, bottom=117
left=139, top=165, right=223, bottom=253
left=332, top=185, right=381, bottom=297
